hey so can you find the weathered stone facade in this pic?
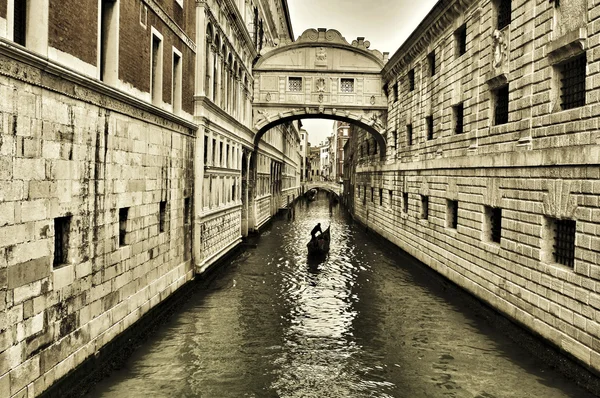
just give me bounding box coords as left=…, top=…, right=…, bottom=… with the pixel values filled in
left=0, top=1, right=300, bottom=396
left=346, top=0, right=600, bottom=376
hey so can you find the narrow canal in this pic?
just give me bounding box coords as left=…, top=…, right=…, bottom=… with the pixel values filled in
left=87, top=193, right=595, bottom=398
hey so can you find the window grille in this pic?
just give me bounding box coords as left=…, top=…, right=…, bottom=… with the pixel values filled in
left=554, top=219, right=576, bottom=267
left=288, top=77, right=302, bottom=92
left=428, top=51, right=436, bottom=76
left=456, top=24, right=467, bottom=57
left=421, top=195, right=429, bottom=220
left=559, top=54, right=586, bottom=110
left=497, top=0, right=511, bottom=30
left=490, top=207, right=502, bottom=243
left=494, top=85, right=509, bottom=125
left=13, top=0, right=27, bottom=46
left=403, top=192, right=409, bottom=213
left=426, top=116, right=434, bottom=140
left=54, top=216, right=71, bottom=267
left=407, top=124, right=413, bottom=146
left=408, top=70, right=415, bottom=91
left=447, top=200, right=458, bottom=229
left=340, top=78, right=354, bottom=93
left=454, top=103, right=464, bottom=134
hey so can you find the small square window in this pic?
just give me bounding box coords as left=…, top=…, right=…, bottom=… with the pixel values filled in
left=426, top=116, right=434, bottom=140
left=379, top=188, right=383, bottom=206
left=406, top=124, right=413, bottom=146
left=392, top=130, right=397, bottom=150
left=288, top=77, right=302, bottom=92
left=340, top=78, right=354, bottom=93
left=389, top=190, right=393, bottom=207
left=393, top=82, right=399, bottom=102
left=371, top=187, right=374, bottom=202
left=453, top=103, right=464, bottom=134
left=428, top=51, right=436, bottom=76
left=484, top=206, right=502, bottom=243
left=408, top=69, right=415, bottom=91
left=421, top=195, right=429, bottom=220
left=558, top=54, right=586, bottom=110
left=455, top=24, right=467, bottom=57
left=447, top=200, right=458, bottom=229
left=363, top=186, right=366, bottom=205
left=403, top=192, right=409, bottom=213
left=545, top=217, right=576, bottom=267
left=54, top=216, right=72, bottom=267
left=493, top=85, right=509, bottom=125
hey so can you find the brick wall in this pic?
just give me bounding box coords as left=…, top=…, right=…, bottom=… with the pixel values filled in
left=49, top=0, right=98, bottom=65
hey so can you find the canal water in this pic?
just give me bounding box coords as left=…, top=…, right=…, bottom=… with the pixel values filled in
left=87, top=193, right=596, bottom=398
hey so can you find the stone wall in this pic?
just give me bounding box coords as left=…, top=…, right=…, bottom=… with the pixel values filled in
left=0, top=47, right=196, bottom=397
left=348, top=0, right=600, bottom=375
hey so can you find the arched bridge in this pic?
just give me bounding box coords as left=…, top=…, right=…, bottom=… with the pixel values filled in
left=303, top=181, right=343, bottom=197
left=253, top=28, right=389, bottom=158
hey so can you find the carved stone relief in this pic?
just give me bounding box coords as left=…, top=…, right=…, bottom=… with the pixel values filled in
left=492, top=29, right=508, bottom=69
left=543, top=179, right=578, bottom=219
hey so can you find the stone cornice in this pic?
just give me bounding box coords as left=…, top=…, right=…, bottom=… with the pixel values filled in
left=144, top=0, right=196, bottom=52
left=194, top=95, right=254, bottom=134
left=0, top=39, right=197, bottom=133
left=221, top=0, right=259, bottom=59
left=382, top=0, right=476, bottom=81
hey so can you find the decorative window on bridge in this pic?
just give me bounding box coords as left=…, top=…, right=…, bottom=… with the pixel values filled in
left=493, top=85, right=509, bottom=125
left=426, top=116, right=434, bottom=140
left=54, top=216, right=72, bottom=267
left=420, top=195, right=429, bottom=220
left=288, top=77, right=303, bottom=92
left=558, top=54, right=586, bottom=110
left=447, top=200, right=458, bottom=229
left=545, top=217, right=576, bottom=267
left=406, top=124, right=413, bottom=146
left=403, top=192, right=409, bottom=213
left=340, top=78, right=355, bottom=93
left=496, top=0, right=512, bottom=30
left=408, top=69, right=415, bottom=91
left=453, top=103, right=464, bottom=134
left=484, top=206, right=502, bottom=244
left=455, top=24, right=467, bottom=58
left=427, top=51, right=436, bottom=76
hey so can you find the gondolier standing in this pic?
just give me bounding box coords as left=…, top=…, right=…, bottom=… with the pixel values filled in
left=310, top=223, right=322, bottom=241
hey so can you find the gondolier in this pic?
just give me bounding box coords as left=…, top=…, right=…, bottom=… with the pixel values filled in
left=310, top=223, right=322, bottom=239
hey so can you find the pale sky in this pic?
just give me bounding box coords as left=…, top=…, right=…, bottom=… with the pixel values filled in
left=286, top=0, right=438, bottom=145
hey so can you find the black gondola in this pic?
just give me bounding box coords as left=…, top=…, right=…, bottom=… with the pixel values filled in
left=307, top=226, right=330, bottom=256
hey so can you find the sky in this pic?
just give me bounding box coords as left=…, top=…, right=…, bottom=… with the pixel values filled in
left=286, top=0, right=439, bottom=146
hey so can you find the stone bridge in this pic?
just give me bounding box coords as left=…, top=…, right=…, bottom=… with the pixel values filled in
left=252, top=28, right=389, bottom=159
left=303, top=181, right=343, bottom=197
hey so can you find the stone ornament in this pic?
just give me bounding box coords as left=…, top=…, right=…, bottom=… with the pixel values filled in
left=492, top=29, right=508, bottom=69
left=315, top=47, right=327, bottom=67
left=316, top=78, right=326, bottom=92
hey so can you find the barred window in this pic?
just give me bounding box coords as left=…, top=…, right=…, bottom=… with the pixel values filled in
left=379, top=188, right=383, bottom=206
left=428, top=51, right=436, bottom=76
left=159, top=201, right=167, bottom=233
left=389, top=190, right=393, bottom=207
left=421, top=195, right=429, bottom=220
left=371, top=187, right=374, bottom=202
left=426, top=115, right=434, bottom=140
left=559, top=54, right=586, bottom=110
left=288, top=77, right=302, bottom=92
left=340, top=78, right=354, bottom=93
left=119, top=208, right=129, bottom=247
left=455, top=24, right=467, bottom=57
left=447, top=200, right=458, bottom=229
left=453, top=103, right=464, bottom=134
left=408, top=69, right=415, bottom=91
left=552, top=218, right=576, bottom=267
left=494, top=84, right=509, bottom=125
left=497, top=0, right=511, bottom=30
left=403, top=192, right=409, bottom=213
left=407, top=124, right=413, bottom=146
left=484, top=206, right=502, bottom=243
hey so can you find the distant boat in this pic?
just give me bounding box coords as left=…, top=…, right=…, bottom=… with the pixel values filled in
left=307, top=226, right=330, bottom=256
left=306, top=188, right=317, bottom=201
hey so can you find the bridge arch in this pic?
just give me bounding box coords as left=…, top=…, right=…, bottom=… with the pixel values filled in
left=252, top=28, right=389, bottom=159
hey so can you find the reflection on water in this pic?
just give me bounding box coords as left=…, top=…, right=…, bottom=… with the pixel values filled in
left=87, top=192, right=596, bottom=398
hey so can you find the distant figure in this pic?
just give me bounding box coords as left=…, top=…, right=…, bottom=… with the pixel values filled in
left=310, top=223, right=322, bottom=239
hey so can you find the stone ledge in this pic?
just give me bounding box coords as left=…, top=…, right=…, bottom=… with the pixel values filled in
left=547, top=28, right=587, bottom=65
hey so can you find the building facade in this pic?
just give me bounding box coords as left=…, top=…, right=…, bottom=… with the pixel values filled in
left=0, top=1, right=300, bottom=396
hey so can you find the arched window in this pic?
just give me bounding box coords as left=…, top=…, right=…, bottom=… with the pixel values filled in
left=205, top=23, right=213, bottom=97
left=213, top=35, right=221, bottom=102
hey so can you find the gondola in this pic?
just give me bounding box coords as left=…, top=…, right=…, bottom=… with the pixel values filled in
left=307, top=226, right=330, bottom=256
